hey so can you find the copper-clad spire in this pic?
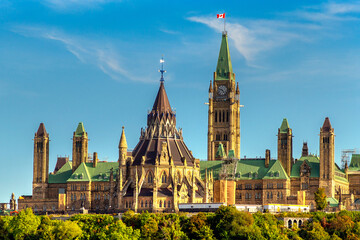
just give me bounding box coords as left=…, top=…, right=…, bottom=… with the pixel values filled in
left=152, top=81, right=172, bottom=113
left=322, top=117, right=332, bottom=132
left=36, top=123, right=47, bottom=137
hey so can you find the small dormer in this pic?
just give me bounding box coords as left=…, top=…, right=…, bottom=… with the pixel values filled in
left=300, top=160, right=311, bottom=177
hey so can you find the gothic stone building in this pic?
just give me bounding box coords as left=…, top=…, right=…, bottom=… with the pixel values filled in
left=204, top=32, right=351, bottom=210
left=18, top=75, right=213, bottom=214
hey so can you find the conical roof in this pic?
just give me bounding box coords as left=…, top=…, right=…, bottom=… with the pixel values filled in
left=75, top=122, right=86, bottom=137
left=119, top=126, right=128, bottom=149
left=279, top=118, right=290, bottom=133
left=152, top=81, right=172, bottom=113
left=36, top=123, right=47, bottom=137
left=215, top=32, right=233, bottom=81
left=322, top=117, right=332, bottom=132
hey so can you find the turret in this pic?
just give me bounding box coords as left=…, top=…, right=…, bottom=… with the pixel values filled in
left=72, top=122, right=88, bottom=172
left=319, top=117, right=335, bottom=197
left=33, top=123, right=49, bottom=199
left=277, top=118, right=293, bottom=177
left=119, top=126, right=128, bottom=166
left=302, top=142, right=309, bottom=157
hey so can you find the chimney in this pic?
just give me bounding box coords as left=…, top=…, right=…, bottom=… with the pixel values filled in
left=93, top=152, right=98, bottom=167
left=265, top=149, right=270, bottom=168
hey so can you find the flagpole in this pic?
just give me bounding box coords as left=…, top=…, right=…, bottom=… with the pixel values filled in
left=224, top=13, right=226, bottom=33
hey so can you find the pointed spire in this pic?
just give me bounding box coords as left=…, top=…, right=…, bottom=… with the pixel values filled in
left=322, top=117, right=332, bottom=132
left=215, top=32, right=233, bottom=81
left=236, top=82, right=240, bottom=94
left=279, top=118, right=290, bottom=133
left=119, top=126, right=128, bottom=149
left=152, top=80, right=172, bottom=113
left=209, top=80, right=213, bottom=92
left=75, top=122, right=86, bottom=137
left=36, top=123, right=47, bottom=137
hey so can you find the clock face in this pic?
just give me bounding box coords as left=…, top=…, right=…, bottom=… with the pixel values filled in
left=218, top=85, right=227, bottom=96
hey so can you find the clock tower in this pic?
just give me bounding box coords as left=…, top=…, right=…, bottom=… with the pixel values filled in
left=208, top=32, right=241, bottom=161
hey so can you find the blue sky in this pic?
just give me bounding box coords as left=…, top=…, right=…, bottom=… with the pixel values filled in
left=1, top=0, right=360, bottom=203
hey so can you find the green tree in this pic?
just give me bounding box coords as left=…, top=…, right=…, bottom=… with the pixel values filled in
left=185, top=212, right=214, bottom=240
left=55, top=220, right=82, bottom=239
left=253, top=212, right=286, bottom=240
left=299, top=221, right=330, bottom=240
left=211, top=205, right=259, bottom=240
left=328, top=215, right=354, bottom=239
left=9, top=208, right=41, bottom=240
left=314, top=188, right=328, bottom=211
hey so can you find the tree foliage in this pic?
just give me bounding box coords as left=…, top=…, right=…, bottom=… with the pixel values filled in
left=2, top=208, right=360, bottom=239
left=314, top=188, right=328, bottom=210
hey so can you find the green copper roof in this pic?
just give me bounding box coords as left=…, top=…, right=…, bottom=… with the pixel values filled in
left=263, top=160, right=289, bottom=180
left=327, top=197, right=339, bottom=208
left=200, top=161, right=223, bottom=180
left=48, top=161, right=73, bottom=184
left=215, top=33, right=234, bottom=81
left=349, top=154, right=360, bottom=169
left=215, top=143, right=226, bottom=159
left=290, top=155, right=320, bottom=178
left=75, top=122, right=86, bottom=137
left=279, top=118, right=290, bottom=133
left=49, top=161, right=119, bottom=183
left=228, top=150, right=235, bottom=159
left=200, top=159, right=289, bottom=180
left=67, top=162, right=119, bottom=182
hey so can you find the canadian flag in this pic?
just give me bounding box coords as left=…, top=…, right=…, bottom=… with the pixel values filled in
left=217, top=13, right=225, bottom=18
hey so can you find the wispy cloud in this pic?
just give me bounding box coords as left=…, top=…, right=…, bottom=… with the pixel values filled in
left=159, top=28, right=180, bottom=35
left=188, top=16, right=310, bottom=62
left=11, top=25, right=151, bottom=82
left=43, top=0, right=120, bottom=11
left=188, top=2, right=360, bottom=62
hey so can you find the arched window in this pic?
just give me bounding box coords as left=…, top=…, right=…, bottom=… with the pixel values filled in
left=277, top=192, right=280, bottom=199
left=223, top=111, right=225, bottom=123
left=162, top=173, right=167, bottom=183
left=125, top=201, right=128, bottom=208
left=219, top=110, right=222, bottom=122
left=216, top=134, right=221, bottom=141
left=226, top=111, right=229, bottom=122
left=159, top=200, right=162, bottom=208
left=145, top=200, right=148, bottom=208
left=267, top=192, right=270, bottom=199
left=168, top=201, right=171, bottom=208
left=215, top=111, right=217, bottom=123
left=270, top=192, right=273, bottom=199
left=148, top=172, right=153, bottom=183
left=141, top=200, right=143, bottom=208
left=288, top=220, right=292, bottom=228
left=224, top=134, right=228, bottom=141
left=164, top=201, right=166, bottom=208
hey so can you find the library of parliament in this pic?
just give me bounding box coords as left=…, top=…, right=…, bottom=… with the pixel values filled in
left=17, top=31, right=360, bottom=213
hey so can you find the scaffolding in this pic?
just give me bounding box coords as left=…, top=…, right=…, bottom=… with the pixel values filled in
left=219, top=158, right=238, bottom=180
left=341, top=149, right=359, bottom=169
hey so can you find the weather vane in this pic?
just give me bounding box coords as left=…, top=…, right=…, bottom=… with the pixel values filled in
left=159, top=56, right=166, bottom=82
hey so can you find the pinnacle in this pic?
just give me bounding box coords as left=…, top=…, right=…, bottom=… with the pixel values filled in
left=74, top=122, right=86, bottom=137
left=36, top=123, right=47, bottom=137
left=119, top=126, right=128, bottom=149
